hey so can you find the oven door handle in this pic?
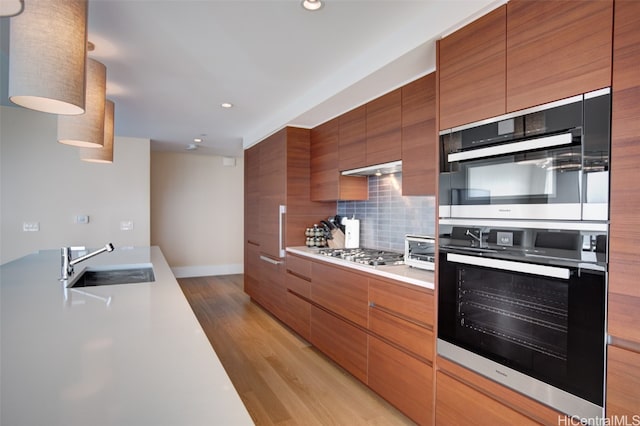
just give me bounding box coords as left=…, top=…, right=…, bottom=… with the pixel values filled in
left=447, top=132, right=573, bottom=163
left=447, top=253, right=571, bottom=279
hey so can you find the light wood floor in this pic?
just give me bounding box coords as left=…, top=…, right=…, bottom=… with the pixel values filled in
left=178, top=274, right=416, bottom=426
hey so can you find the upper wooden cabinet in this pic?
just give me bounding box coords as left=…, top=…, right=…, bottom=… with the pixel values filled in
left=438, top=1, right=614, bottom=130
left=339, top=105, right=367, bottom=171
left=506, top=0, right=613, bottom=112
left=401, top=72, right=437, bottom=196
left=365, top=88, right=402, bottom=165
left=438, top=5, right=506, bottom=130
left=310, top=117, right=368, bottom=201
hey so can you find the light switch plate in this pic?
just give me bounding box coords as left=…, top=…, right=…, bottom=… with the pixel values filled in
left=23, top=222, right=39, bottom=232
left=120, top=220, right=134, bottom=231
left=75, top=215, right=89, bottom=224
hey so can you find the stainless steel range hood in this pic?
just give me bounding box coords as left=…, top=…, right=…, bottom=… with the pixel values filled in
left=341, top=160, right=402, bottom=177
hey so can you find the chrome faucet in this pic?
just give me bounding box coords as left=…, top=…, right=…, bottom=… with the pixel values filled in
left=466, top=229, right=484, bottom=248
left=61, top=243, right=114, bottom=280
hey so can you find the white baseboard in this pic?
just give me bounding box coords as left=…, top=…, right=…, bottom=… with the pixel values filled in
left=171, top=263, right=244, bottom=278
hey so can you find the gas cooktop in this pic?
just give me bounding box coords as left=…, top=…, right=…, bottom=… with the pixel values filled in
left=317, top=248, right=404, bottom=266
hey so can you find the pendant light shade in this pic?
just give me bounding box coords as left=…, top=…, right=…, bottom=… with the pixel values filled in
left=80, top=100, right=115, bottom=163
left=8, top=0, right=88, bottom=115
left=0, top=0, right=24, bottom=17
left=58, top=58, right=107, bottom=148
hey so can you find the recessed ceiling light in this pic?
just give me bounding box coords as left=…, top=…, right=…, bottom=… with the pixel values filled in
left=221, top=102, right=233, bottom=109
left=301, top=0, right=323, bottom=11
left=193, top=137, right=202, bottom=143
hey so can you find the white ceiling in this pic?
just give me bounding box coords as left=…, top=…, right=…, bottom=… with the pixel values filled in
left=2, top=0, right=502, bottom=157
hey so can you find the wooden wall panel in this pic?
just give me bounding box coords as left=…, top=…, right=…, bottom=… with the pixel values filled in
left=608, top=0, right=640, bottom=342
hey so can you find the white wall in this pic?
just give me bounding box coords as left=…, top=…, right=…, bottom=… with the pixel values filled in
left=0, top=105, right=150, bottom=264
left=150, top=151, right=244, bottom=277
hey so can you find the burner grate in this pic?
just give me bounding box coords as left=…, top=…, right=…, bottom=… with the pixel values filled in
left=317, top=248, right=404, bottom=266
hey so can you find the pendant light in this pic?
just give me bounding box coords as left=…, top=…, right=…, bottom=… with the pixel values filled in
left=80, top=100, right=114, bottom=163
left=8, top=0, right=88, bottom=115
left=0, top=0, right=24, bottom=17
left=58, top=58, right=106, bottom=148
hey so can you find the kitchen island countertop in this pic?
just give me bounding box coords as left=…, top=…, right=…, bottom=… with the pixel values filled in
left=287, top=246, right=434, bottom=290
left=0, top=246, right=253, bottom=426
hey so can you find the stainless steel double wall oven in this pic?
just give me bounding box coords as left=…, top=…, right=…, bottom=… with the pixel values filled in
left=437, top=88, right=611, bottom=420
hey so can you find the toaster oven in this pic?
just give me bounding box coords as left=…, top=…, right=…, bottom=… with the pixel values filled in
left=404, top=235, right=435, bottom=270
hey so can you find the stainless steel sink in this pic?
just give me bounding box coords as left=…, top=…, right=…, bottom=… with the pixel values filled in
left=69, top=264, right=155, bottom=288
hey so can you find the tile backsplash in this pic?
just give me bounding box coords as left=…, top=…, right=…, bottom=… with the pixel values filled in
left=337, top=173, right=436, bottom=252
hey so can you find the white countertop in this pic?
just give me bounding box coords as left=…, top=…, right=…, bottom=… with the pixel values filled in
left=0, top=246, right=253, bottom=426
left=286, top=247, right=435, bottom=290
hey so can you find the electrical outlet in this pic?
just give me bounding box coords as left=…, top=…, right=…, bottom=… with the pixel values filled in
left=23, top=222, right=40, bottom=232
left=120, top=220, right=134, bottom=231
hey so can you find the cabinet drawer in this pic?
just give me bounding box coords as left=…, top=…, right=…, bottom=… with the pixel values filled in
left=436, top=371, right=537, bottom=425
left=369, top=307, right=433, bottom=362
left=369, top=278, right=434, bottom=327
left=286, top=272, right=311, bottom=298
left=286, top=292, right=311, bottom=341
left=369, top=336, right=432, bottom=425
left=310, top=306, right=368, bottom=383
left=607, top=345, right=640, bottom=417
left=286, top=254, right=312, bottom=280
left=311, top=262, right=368, bottom=327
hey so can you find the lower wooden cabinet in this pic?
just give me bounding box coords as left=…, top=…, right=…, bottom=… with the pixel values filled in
left=258, top=255, right=287, bottom=322
left=244, top=242, right=260, bottom=299
left=369, top=336, right=433, bottom=425
left=285, top=255, right=312, bottom=340
left=310, top=306, right=368, bottom=383
left=606, top=344, right=640, bottom=417
left=435, top=371, right=537, bottom=425
left=286, top=292, right=311, bottom=341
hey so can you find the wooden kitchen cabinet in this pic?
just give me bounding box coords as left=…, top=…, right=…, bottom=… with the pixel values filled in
left=607, top=345, right=640, bottom=418
left=435, top=371, right=537, bottom=425
left=506, top=0, right=613, bottom=113
left=310, top=262, right=368, bottom=328
left=608, top=0, right=640, bottom=344
left=310, top=117, right=368, bottom=201
left=257, top=130, right=286, bottom=260
left=369, top=336, right=433, bottom=426
left=244, top=144, right=260, bottom=245
left=285, top=253, right=312, bottom=340
left=243, top=127, right=335, bottom=317
left=338, top=105, right=367, bottom=171
left=435, top=357, right=565, bottom=425
left=607, top=0, right=640, bottom=417
left=365, top=88, right=402, bottom=166
left=244, top=241, right=261, bottom=300
left=401, top=72, right=437, bottom=196
left=310, top=305, right=368, bottom=383
left=368, top=277, right=434, bottom=361
left=259, top=256, right=287, bottom=322
left=438, top=5, right=506, bottom=130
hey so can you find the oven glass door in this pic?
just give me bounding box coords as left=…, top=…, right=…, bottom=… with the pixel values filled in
left=438, top=251, right=605, bottom=407
left=445, top=139, right=583, bottom=220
